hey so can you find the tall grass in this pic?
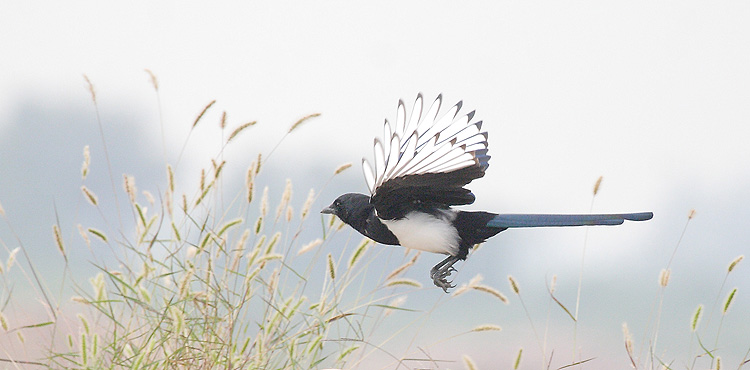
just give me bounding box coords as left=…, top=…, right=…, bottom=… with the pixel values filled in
left=0, top=75, right=508, bottom=369
left=0, top=77, right=747, bottom=369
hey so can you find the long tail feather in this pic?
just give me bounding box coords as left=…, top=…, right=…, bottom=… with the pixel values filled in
left=487, top=212, right=653, bottom=228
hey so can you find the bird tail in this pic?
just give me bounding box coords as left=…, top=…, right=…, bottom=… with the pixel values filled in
left=486, top=212, right=653, bottom=228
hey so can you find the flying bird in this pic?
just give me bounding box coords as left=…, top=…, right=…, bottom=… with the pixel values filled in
left=322, top=94, right=653, bottom=292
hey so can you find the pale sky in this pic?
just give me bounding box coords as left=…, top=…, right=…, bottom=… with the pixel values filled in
left=1, top=1, right=749, bottom=368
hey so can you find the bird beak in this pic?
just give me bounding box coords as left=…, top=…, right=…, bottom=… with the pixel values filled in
left=320, top=206, right=335, bottom=214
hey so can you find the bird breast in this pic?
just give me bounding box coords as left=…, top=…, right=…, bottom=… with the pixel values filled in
left=380, top=210, right=460, bottom=256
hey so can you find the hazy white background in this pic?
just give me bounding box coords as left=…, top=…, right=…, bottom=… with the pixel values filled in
left=1, top=1, right=749, bottom=368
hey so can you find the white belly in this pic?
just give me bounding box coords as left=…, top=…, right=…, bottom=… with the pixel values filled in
left=380, top=210, right=460, bottom=256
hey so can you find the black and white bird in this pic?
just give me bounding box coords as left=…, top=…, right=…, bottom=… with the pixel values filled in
left=322, top=94, right=653, bottom=292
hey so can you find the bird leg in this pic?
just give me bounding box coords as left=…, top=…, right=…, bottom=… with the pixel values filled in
left=430, top=255, right=460, bottom=293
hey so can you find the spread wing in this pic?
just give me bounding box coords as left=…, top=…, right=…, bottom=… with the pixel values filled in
left=362, top=94, right=490, bottom=219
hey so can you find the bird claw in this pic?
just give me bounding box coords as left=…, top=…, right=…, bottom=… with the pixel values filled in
left=430, top=265, right=456, bottom=293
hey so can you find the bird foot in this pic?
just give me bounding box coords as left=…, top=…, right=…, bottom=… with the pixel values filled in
left=430, top=259, right=459, bottom=293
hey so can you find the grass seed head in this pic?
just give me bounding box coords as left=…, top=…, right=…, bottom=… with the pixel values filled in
left=463, top=355, right=477, bottom=370
left=53, top=224, right=66, bottom=257
left=659, top=268, right=671, bottom=287
left=691, top=304, right=703, bottom=331
left=298, top=238, right=323, bottom=255
left=593, top=176, right=603, bottom=196
left=728, top=255, right=744, bottom=273
left=193, top=100, right=216, bottom=128
left=289, top=113, right=321, bottom=133
left=275, top=179, right=293, bottom=221
left=219, top=111, right=227, bottom=129
left=260, top=186, right=269, bottom=218
left=77, top=224, right=90, bottom=248
left=622, top=322, right=634, bottom=357
left=227, top=121, right=257, bottom=143
left=123, top=175, right=137, bottom=203
left=81, top=186, right=98, bottom=206
left=473, top=284, right=508, bottom=304
left=144, top=69, right=158, bottom=91
left=386, top=278, right=422, bottom=288
left=0, top=311, right=8, bottom=331
left=142, top=190, right=155, bottom=205
left=508, top=275, right=520, bottom=295
left=723, top=288, right=737, bottom=314
left=514, top=348, right=523, bottom=369
left=385, top=253, right=419, bottom=280
left=348, top=238, right=370, bottom=269
left=688, top=209, right=697, bottom=219
left=83, top=74, right=96, bottom=103
left=301, top=188, right=315, bottom=220
left=327, top=253, right=336, bottom=280
left=471, top=324, right=502, bottom=332
left=81, top=145, right=90, bottom=179
left=166, top=164, right=175, bottom=192
left=334, top=162, right=352, bottom=175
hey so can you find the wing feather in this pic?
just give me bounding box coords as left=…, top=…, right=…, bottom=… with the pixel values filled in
left=364, top=94, right=491, bottom=219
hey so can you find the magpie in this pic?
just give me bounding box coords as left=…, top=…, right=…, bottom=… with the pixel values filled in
left=322, top=94, right=653, bottom=292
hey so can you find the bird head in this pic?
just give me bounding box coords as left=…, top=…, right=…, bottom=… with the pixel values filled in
left=321, top=193, right=371, bottom=225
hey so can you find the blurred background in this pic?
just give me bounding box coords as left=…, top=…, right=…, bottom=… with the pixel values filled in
left=1, top=1, right=748, bottom=368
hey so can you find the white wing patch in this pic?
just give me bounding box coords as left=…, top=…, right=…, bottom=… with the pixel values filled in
left=362, top=94, right=488, bottom=194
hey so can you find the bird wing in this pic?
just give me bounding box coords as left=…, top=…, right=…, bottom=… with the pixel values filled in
left=363, top=94, right=490, bottom=219
left=487, top=212, right=654, bottom=228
